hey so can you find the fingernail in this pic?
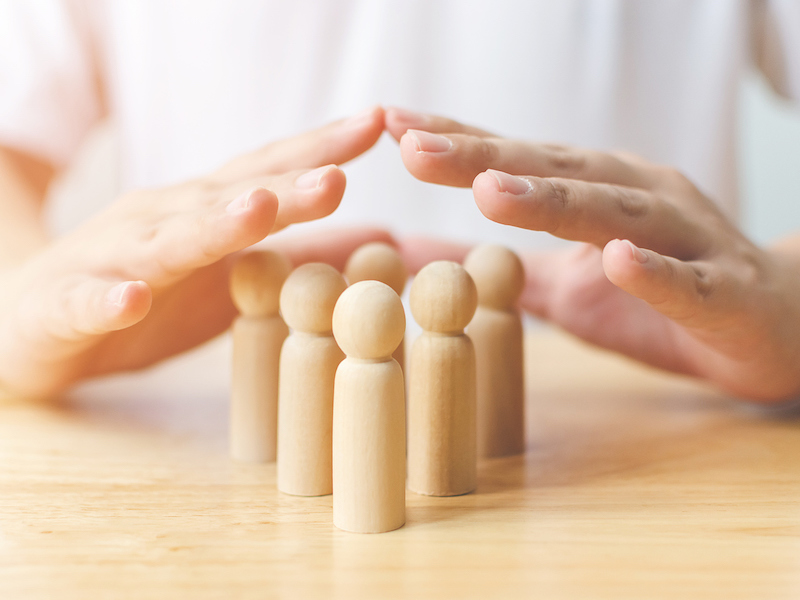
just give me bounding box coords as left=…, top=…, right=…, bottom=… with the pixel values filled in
left=226, top=189, right=256, bottom=213
left=407, top=129, right=452, bottom=153
left=108, top=282, right=132, bottom=306
left=295, top=165, right=335, bottom=190
left=489, top=169, right=532, bottom=195
left=389, top=107, right=430, bottom=128
left=624, top=239, right=649, bottom=264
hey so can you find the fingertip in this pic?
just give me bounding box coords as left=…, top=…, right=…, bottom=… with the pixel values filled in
left=472, top=170, right=498, bottom=194
left=398, top=130, right=452, bottom=183
left=225, top=186, right=280, bottom=242
left=294, top=164, right=345, bottom=190
left=398, top=130, right=418, bottom=163
left=602, top=239, right=651, bottom=289
left=268, top=166, right=350, bottom=234
left=603, top=240, right=719, bottom=326
left=472, top=170, right=522, bottom=226
left=319, top=164, right=347, bottom=198
left=248, top=186, right=280, bottom=219
left=104, top=280, right=152, bottom=330
left=297, top=164, right=347, bottom=217
left=226, top=187, right=277, bottom=215
left=316, top=166, right=347, bottom=218
left=366, top=104, right=386, bottom=128
left=385, top=107, right=432, bottom=141
left=342, top=105, right=385, bottom=143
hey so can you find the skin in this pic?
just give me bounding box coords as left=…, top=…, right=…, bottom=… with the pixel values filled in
left=0, top=106, right=393, bottom=399
left=385, top=107, right=800, bottom=404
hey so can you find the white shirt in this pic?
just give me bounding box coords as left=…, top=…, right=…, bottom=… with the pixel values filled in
left=1, top=0, right=800, bottom=251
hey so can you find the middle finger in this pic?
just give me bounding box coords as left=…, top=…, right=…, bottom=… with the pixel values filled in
left=473, top=170, right=709, bottom=260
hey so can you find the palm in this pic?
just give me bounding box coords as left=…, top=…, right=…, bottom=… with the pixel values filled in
left=83, top=262, right=237, bottom=377
left=522, top=244, right=691, bottom=375
left=85, top=226, right=392, bottom=378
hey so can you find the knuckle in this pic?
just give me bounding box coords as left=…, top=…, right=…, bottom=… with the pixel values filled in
left=191, top=178, right=222, bottom=197
left=182, top=178, right=226, bottom=208
left=613, top=187, right=649, bottom=219
left=138, top=223, right=160, bottom=244
left=733, top=246, right=763, bottom=285
left=476, top=138, right=500, bottom=164
left=542, top=179, right=572, bottom=210
left=690, top=264, right=714, bottom=300
left=196, top=212, right=224, bottom=258
left=534, top=179, right=574, bottom=234
left=543, top=144, right=587, bottom=177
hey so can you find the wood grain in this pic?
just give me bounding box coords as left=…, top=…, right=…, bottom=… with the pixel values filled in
left=1, top=329, right=800, bottom=599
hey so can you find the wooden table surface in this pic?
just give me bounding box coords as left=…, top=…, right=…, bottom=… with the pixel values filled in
left=2, top=329, right=799, bottom=599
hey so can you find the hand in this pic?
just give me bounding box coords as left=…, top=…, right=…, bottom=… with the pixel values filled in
left=386, top=108, right=800, bottom=403
left=0, top=107, right=390, bottom=398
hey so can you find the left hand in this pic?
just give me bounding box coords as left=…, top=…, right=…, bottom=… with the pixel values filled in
left=0, top=108, right=390, bottom=398
left=386, top=108, right=800, bottom=403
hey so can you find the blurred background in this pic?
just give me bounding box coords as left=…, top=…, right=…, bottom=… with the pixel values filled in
left=741, top=71, right=800, bottom=245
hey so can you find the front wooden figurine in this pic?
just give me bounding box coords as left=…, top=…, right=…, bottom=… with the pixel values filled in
left=332, top=281, right=406, bottom=533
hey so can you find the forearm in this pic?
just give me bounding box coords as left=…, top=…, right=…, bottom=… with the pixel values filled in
left=0, top=146, right=54, bottom=268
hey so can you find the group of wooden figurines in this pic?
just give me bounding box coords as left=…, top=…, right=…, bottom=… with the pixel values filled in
left=229, top=242, right=526, bottom=533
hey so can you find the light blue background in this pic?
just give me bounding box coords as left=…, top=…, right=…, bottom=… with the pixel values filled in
left=741, top=72, right=800, bottom=245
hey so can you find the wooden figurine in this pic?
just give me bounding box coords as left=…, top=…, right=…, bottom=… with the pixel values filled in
left=229, top=250, right=292, bottom=462
left=464, top=244, right=526, bottom=459
left=277, top=263, right=347, bottom=496
left=407, top=261, right=478, bottom=496
left=332, top=280, right=406, bottom=533
left=344, top=242, right=409, bottom=370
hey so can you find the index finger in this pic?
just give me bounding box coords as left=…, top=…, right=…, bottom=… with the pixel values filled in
left=215, top=106, right=386, bottom=181
left=385, top=107, right=496, bottom=141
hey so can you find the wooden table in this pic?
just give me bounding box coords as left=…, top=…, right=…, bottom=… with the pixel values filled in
left=2, top=330, right=799, bottom=599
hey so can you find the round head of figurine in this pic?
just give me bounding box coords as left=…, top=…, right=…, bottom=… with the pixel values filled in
left=229, top=250, right=292, bottom=317
left=280, top=263, right=347, bottom=334
left=409, top=261, right=478, bottom=333
left=332, top=281, right=406, bottom=360
left=344, top=242, right=408, bottom=296
left=463, top=244, right=525, bottom=310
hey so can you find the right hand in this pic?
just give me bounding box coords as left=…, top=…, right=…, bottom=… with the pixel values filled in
left=0, top=107, right=390, bottom=399
left=387, top=107, right=800, bottom=403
